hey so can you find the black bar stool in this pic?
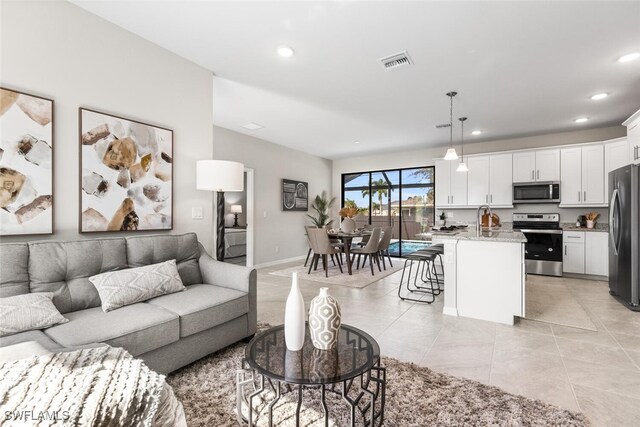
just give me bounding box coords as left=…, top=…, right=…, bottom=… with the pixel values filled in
left=397, top=252, right=440, bottom=304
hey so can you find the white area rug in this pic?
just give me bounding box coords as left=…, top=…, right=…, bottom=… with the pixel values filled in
left=269, top=258, right=403, bottom=288
left=525, top=276, right=597, bottom=331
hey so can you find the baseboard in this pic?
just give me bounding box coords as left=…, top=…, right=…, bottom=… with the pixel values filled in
left=442, top=307, right=458, bottom=317
left=254, top=255, right=306, bottom=269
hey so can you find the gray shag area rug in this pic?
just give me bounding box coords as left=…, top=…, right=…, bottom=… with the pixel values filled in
left=167, top=331, right=588, bottom=426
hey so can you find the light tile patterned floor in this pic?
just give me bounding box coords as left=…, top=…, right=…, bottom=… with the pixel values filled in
left=257, top=260, right=640, bottom=426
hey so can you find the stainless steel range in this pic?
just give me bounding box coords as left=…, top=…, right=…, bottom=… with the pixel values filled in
left=513, top=213, right=563, bottom=277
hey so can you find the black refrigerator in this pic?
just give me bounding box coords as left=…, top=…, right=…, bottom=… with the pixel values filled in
left=608, top=164, right=640, bottom=311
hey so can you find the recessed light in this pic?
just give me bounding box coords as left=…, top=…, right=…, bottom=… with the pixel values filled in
left=590, top=93, right=608, bottom=100
left=242, top=122, right=264, bottom=130
left=276, top=46, right=294, bottom=58
left=354, top=140, right=361, bottom=144
left=618, top=52, right=640, bottom=63
left=574, top=117, right=589, bottom=123
left=471, top=130, right=482, bottom=136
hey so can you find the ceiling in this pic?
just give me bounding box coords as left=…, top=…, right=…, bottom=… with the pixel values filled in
left=74, top=1, right=640, bottom=160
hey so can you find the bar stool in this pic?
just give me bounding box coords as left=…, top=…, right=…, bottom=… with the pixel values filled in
left=397, top=252, right=440, bottom=304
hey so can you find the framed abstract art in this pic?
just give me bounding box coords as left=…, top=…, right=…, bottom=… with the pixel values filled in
left=0, top=87, right=54, bottom=236
left=79, top=108, right=173, bottom=232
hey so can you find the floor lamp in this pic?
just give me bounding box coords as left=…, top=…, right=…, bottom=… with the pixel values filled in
left=196, top=160, right=244, bottom=261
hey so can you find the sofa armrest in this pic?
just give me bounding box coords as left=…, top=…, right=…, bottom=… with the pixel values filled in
left=198, top=244, right=257, bottom=336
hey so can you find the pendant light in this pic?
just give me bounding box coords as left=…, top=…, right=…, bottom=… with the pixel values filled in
left=456, top=117, right=469, bottom=172
left=443, top=91, right=459, bottom=160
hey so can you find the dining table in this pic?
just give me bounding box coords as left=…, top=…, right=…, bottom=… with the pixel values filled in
left=327, top=230, right=371, bottom=275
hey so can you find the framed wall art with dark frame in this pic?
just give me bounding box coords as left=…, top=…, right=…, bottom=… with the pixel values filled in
left=79, top=108, right=173, bottom=233
left=0, top=87, right=54, bottom=236
left=282, top=179, right=308, bottom=211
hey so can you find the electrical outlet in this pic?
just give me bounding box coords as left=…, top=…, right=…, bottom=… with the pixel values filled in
left=263, top=211, right=268, bottom=218
left=191, top=207, right=204, bottom=220
left=275, top=245, right=280, bottom=253
left=447, top=212, right=454, bottom=218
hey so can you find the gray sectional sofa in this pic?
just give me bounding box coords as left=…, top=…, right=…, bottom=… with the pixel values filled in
left=0, top=233, right=257, bottom=374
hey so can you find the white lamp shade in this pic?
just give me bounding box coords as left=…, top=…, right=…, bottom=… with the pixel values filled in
left=456, top=161, right=469, bottom=172
left=196, top=160, right=244, bottom=192
left=443, top=148, right=459, bottom=161
left=231, top=205, right=243, bottom=213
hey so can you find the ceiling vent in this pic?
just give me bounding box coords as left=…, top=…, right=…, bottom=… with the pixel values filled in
left=379, top=51, right=413, bottom=70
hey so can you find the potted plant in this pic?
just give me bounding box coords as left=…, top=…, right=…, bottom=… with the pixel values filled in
left=307, top=191, right=335, bottom=228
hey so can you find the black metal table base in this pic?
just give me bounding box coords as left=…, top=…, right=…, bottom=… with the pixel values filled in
left=236, top=359, right=386, bottom=426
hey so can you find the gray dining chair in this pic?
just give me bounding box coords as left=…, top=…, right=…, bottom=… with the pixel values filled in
left=377, top=226, right=393, bottom=270
left=304, top=225, right=317, bottom=267
left=308, top=228, right=343, bottom=277
left=350, top=227, right=382, bottom=275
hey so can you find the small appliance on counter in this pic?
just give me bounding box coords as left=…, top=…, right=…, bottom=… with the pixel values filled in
left=513, top=213, right=563, bottom=277
left=481, top=210, right=501, bottom=228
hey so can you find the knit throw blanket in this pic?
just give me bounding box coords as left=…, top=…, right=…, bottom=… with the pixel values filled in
left=0, top=346, right=164, bottom=426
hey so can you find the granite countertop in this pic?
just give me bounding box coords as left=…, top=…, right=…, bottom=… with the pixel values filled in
left=562, top=223, right=609, bottom=233
left=432, top=228, right=527, bottom=243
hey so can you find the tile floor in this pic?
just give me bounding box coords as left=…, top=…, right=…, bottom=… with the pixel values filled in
left=256, top=260, right=639, bottom=426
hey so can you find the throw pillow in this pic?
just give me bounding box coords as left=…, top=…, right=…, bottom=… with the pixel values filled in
left=0, top=293, right=68, bottom=337
left=89, top=259, right=185, bottom=312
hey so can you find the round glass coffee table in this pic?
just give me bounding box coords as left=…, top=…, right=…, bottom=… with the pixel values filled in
left=236, top=323, right=386, bottom=426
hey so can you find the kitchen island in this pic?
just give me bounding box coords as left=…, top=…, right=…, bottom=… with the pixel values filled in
left=432, top=229, right=527, bottom=325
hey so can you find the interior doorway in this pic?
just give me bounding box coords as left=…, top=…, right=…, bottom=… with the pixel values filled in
left=219, top=167, right=254, bottom=267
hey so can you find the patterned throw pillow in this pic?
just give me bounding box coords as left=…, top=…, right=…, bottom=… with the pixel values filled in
left=0, top=293, right=68, bottom=337
left=89, top=259, right=185, bottom=312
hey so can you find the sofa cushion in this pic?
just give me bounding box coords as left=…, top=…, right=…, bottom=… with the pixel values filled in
left=145, top=284, right=248, bottom=338
left=43, top=303, right=179, bottom=356
left=0, top=330, right=64, bottom=352
left=28, top=238, right=128, bottom=314
left=90, top=260, right=185, bottom=312
left=0, top=293, right=68, bottom=337
left=0, top=242, right=29, bottom=297
left=126, top=233, right=202, bottom=285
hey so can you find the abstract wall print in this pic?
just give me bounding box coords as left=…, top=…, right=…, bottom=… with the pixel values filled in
left=282, top=179, right=308, bottom=211
left=0, top=88, right=54, bottom=235
left=80, top=108, right=172, bottom=232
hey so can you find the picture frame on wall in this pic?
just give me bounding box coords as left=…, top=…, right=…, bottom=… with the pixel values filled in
left=282, top=179, right=308, bottom=211
left=0, top=87, right=54, bottom=236
left=79, top=108, right=173, bottom=232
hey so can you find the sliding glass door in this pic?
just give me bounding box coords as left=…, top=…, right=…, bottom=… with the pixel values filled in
left=341, top=166, right=435, bottom=257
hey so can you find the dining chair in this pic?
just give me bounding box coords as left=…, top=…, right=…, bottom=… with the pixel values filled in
left=304, top=225, right=317, bottom=267
left=350, top=228, right=382, bottom=275
left=308, top=229, right=343, bottom=277
left=376, top=226, right=393, bottom=270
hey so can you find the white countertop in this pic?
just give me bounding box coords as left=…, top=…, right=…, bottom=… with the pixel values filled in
left=432, top=229, right=527, bottom=243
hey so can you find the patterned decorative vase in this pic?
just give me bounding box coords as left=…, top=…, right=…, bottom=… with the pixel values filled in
left=341, top=217, right=356, bottom=233
left=309, top=287, right=341, bottom=350
left=284, top=273, right=305, bottom=351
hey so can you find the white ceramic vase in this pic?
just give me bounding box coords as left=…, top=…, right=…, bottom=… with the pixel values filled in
left=341, top=217, right=356, bottom=233
left=284, top=272, right=305, bottom=351
left=309, top=287, right=341, bottom=350
left=586, top=220, right=595, bottom=229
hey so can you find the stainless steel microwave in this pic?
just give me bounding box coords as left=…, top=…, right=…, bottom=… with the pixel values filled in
left=513, top=182, right=560, bottom=204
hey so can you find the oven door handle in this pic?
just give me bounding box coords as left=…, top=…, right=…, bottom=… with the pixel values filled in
left=518, top=229, right=563, bottom=234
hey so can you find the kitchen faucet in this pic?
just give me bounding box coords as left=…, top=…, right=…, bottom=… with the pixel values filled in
left=477, top=204, right=493, bottom=234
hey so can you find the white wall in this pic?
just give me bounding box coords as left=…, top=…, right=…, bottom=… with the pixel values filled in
left=332, top=126, right=625, bottom=225
left=212, top=126, right=332, bottom=266
left=0, top=1, right=215, bottom=250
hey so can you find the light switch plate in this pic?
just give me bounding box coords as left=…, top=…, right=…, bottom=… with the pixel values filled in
left=191, top=207, right=204, bottom=220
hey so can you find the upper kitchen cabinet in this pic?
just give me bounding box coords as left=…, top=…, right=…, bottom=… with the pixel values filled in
left=604, top=137, right=629, bottom=190
left=512, top=149, right=560, bottom=183
left=435, top=159, right=468, bottom=207
left=623, top=109, right=640, bottom=165
left=560, top=144, right=605, bottom=206
left=467, top=154, right=513, bottom=207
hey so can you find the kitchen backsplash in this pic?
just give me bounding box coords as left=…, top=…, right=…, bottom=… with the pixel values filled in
left=438, top=204, right=609, bottom=225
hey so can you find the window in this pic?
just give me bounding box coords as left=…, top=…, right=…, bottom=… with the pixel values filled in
left=341, top=166, right=435, bottom=256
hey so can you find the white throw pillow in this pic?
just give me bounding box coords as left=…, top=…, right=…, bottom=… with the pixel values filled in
left=89, top=259, right=185, bottom=312
left=0, top=293, right=68, bottom=337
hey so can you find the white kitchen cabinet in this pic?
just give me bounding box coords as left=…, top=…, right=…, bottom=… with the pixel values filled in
left=582, top=145, right=605, bottom=204
left=560, top=147, right=582, bottom=205
left=466, top=154, right=513, bottom=207
left=512, top=149, right=559, bottom=183
left=605, top=138, right=630, bottom=191
left=585, top=232, right=609, bottom=276
left=489, top=154, right=513, bottom=206
left=436, top=159, right=467, bottom=207
left=467, top=156, right=490, bottom=205
left=536, top=149, right=561, bottom=182
left=563, top=231, right=585, bottom=274
left=623, top=109, right=640, bottom=166
left=513, top=152, right=536, bottom=183
left=560, top=144, right=605, bottom=206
